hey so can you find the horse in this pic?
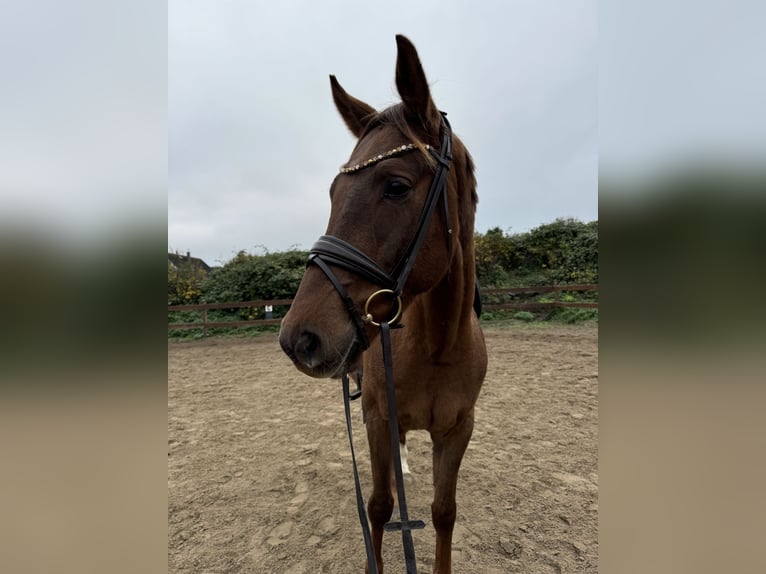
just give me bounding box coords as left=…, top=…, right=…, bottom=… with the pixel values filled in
left=279, top=35, right=487, bottom=574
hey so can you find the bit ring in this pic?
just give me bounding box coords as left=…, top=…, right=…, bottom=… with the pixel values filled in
left=362, top=289, right=403, bottom=327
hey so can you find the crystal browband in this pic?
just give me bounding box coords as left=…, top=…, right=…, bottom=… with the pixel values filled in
left=339, top=143, right=433, bottom=174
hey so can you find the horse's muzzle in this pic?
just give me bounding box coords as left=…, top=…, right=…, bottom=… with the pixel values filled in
left=279, top=318, right=362, bottom=379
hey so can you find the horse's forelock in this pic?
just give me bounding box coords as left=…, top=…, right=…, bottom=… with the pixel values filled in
left=367, top=104, right=437, bottom=170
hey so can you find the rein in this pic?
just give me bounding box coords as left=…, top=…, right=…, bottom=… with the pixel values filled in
left=309, top=112, right=453, bottom=574
left=340, top=321, right=425, bottom=574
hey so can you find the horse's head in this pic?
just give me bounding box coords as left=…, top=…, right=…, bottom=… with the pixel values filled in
left=279, top=35, right=477, bottom=378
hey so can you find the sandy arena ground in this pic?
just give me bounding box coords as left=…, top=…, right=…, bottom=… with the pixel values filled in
left=168, top=324, right=598, bottom=573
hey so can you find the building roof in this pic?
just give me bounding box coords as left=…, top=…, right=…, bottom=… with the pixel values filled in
left=168, top=252, right=212, bottom=274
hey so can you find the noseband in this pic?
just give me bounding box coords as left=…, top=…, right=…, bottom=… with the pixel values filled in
left=308, top=112, right=453, bottom=346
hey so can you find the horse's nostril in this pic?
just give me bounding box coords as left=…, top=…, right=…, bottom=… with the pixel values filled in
left=296, top=330, right=321, bottom=367
left=299, top=331, right=319, bottom=352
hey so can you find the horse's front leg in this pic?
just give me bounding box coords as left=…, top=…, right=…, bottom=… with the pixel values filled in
left=430, top=411, right=474, bottom=574
left=365, top=416, right=393, bottom=574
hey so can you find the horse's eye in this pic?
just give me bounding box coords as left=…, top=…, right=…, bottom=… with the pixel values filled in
left=384, top=179, right=411, bottom=199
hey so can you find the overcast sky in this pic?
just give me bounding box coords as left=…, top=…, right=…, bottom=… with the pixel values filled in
left=168, top=0, right=598, bottom=265
left=2, top=2, right=762, bottom=265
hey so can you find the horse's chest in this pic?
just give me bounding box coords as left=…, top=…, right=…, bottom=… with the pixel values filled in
left=364, top=346, right=481, bottom=433
left=393, top=376, right=469, bottom=434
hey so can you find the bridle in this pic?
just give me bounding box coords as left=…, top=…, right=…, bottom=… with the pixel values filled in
left=308, top=111, right=453, bottom=349
left=306, top=112, right=453, bottom=574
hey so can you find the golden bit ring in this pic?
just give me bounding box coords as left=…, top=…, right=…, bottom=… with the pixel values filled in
left=362, top=289, right=403, bottom=327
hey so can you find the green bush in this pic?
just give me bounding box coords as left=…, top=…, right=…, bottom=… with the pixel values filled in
left=168, top=259, right=207, bottom=305
left=512, top=311, right=535, bottom=322
left=479, top=309, right=515, bottom=321
left=552, top=308, right=598, bottom=324
left=201, top=248, right=308, bottom=305
left=475, top=219, right=598, bottom=288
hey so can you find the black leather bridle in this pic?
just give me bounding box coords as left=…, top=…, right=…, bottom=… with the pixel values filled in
left=308, top=111, right=454, bottom=348
left=306, top=112, right=453, bottom=574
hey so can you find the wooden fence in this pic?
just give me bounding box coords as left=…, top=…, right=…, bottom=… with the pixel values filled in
left=168, top=299, right=291, bottom=335
left=168, top=284, right=597, bottom=334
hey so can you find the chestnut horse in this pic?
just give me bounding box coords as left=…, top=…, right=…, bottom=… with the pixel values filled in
left=279, top=35, right=487, bottom=574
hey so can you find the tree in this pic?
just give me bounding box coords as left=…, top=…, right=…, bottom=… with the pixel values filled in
left=474, top=227, right=513, bottom=286
left=168, top=259, right=207, bottom=305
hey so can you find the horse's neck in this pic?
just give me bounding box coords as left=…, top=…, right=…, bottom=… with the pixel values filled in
left=410, top=247, right=477, bottom=359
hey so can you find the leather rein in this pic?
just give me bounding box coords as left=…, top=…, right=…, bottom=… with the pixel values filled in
left=307, top=112, right=453, bottom=574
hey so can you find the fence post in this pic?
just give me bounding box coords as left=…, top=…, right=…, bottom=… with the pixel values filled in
left=203, top=307, right=208, bottom=337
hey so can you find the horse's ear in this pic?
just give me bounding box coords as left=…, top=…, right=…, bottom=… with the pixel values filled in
left=330, top=75, right=377, bottom=138
left=395, top=34, right=440, bottom=133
